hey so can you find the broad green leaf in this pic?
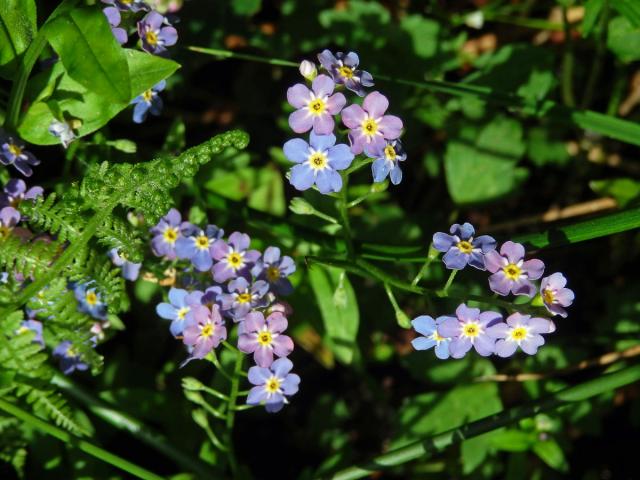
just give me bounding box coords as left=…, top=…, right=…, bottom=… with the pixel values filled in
left=0, top=0, right=37, bottom=78
left=513, top=207, right=640, bottom=249
left=532, top=439, right=568, bottom=472
left=308, top=265, right=359, bottom=365
left=489, top=429, right=535, bottom=452
left=18, top=49, right=179, bottom=145
left=248, top=166, right=286, bottom=216
left=400, top=15, right=440, bottom=58
left=607, top=16, right=640, bottom=63
left=527, top=127, right=571, bottom=167
left=583, top=0, right=605, bottom=36
left=590, top=178, right=640, bottom=208
left=445, top=116, right=529, bottom=204
left=612, top=0, right=640, bottom=27
left=45, top=7, right=130, bottom=103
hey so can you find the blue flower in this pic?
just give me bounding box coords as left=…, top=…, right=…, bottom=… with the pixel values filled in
left=103, top=7, right=128, bottom=45
left=48, top=120, right=76, bottom=148
left=220, top=277, right=269, bottom=322
left=283, top=132, right=354, bottom=194
left=16, top=319, right=44, bottom=347
left=175, top=224, right=224, bottom=272
left=137, top=11, right=177, bottom=55
left=0, top=136, right=40, bottom=177
left=410, top=315, right=451, bottom=360
left=156, top=287, right=202, bottom=337
left=252, top=246, right=296, bottom=296
left=150, top=208, right=186, bottom=260
left=108, top=248, right=142, bottom=281
left=53, top=341, right=89, bottom=375
left=101, top=0, right=149, bottom=12
left=317, top=50, right=374, bottom=97
left=74, top=283, right=107, bottom=320
left=247, top=357, right=300, bottom=413
left=368, top=139, right=406, bottom=185
left=131, top=80, right=166, bottom=123
left=432, top=223, right=496, bottom=271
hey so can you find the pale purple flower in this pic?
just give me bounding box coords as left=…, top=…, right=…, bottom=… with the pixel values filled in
left=432, top=222, right=496, bottom=271
left=341, top=91, right=403, bottom=155
left=247, top=357, right=300, bottom=413
left=487, top=313, right=556, bottom=357
left=220, top=277, right=269, bottom=321
left=103, top=7, right=127, bottom=45
left=437, top=304, right=502, bottom=358
left=16, top=319, right=44, bottom=347
left=156, top=287, right=202, bottom=337
left=182, top=304, right=227, bottom=361
left=48, top=120, right=76, bottom=148
left=0, top=137, right=40, bottom=177
left=150, top=208, right=186, bottom=260
left=238, top=311, right=294, bottom=367
left=368, top=139, right=406, bottom=185
left=252, top=246, right=296, bottom=295
left=53, top=341, right=89, bottom=375
left=484, top=241, right=545, bottom=297
left=108, top=248, right=142, bottom=281
left=411, top=315, right=450, bottom=360
left=317, top=50, right=374, bottom=97
left=131, top=80, right=165, bottom=123
left=101, top=0, right=149, bottom=12
left=0, top=207, right=21, bottom=240
left=298, top=60, right=317, bottom=80
left=540, top=273, right=574, bottom=318
left=283, top=132, right=354, bottom=194
left=175, top=224, right=224, bottom=272
left=287, top=74, right=346, bottom=134
left=137, top=11, right=177, bottom=55
left=211, top=232, right=260, bottom=283
left=0, top=179, right=43, bottom=208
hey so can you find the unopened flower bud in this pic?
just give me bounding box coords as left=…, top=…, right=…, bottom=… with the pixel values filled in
left=299, top=60, right=317, bottom=81
left=289, top=197, right=315, bottom=215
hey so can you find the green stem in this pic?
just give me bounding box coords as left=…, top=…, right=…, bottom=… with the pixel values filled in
left=440, top=270, right=458, bottom=295
left=187, top=46, right=298, bottom=67
left=52, top=375, right=213, bottom=477
left=384, top=283, right=411, bottom=328
left=224, top=350, right=244, bottom=475
left=561, top=5, right=576, bottom=107
left=0, top=398, right=164, bottom=480
left=338, top=172, right=354, bottom=258
left=580, top=0, right=609, bottom=109
left=326, top=363, right=640, bottom=480
left=208, top=350, right=233, bottom=381
left=411, top=244, right=439, bottom=286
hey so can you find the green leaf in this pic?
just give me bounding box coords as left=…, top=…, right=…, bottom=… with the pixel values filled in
left=18, top=49, right=179, bottom=145
left=45, top=7, right=130, bottom=103
left=248, top=166, right=286, bottom=216
left=308, top=265, right=359, bottom=365
left=0, top=0, right=37, bottom=78
left=527, top=127, right=571, bottom=167
left=231, top=0, right=262, bottom=16
left=532, top=439, right=568, bottom=472
left=445, top=117, right=529, bottom=204
left=612, top=0, right=640, bottom=27
left=590, top=178, right=640, bottom=208
left=489, top=429, right=535, bottom=452
left=607, top=16, right=640, bottom=63
left=513, top=207, right=640, bottom=249
left=400, top=15, right=440, bottom=58
left=583, top=0, right=605, bottom=36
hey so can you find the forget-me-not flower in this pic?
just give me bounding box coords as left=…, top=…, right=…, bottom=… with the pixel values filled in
left=287, top=74, right=346, bottom=135
left=247, top=357, right=300, bottom=413
left=317, top=50, right=374, bottom=97
left=131, top=80, right=165, bottom=123
left=433, top=223, right=496, bottom=271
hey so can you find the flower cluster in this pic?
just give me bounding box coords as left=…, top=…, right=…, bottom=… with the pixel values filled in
left=283, top=50, right=406, bottom=192
left=412, top=222, right=574, bottom=360
left=101, top=0, right=178, bottom=123
left=151, top=208, right=300, bottom=413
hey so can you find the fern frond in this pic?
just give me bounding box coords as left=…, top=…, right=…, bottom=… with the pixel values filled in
left=19, top=193, right=83, bottom=242
left=95, top=214, right=145, bottom=263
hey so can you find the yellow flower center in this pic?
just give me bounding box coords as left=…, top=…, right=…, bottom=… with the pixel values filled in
left=258, top=331, right=273, bottom=346
left=308, top=152, right=328, bottom=170
left=0, top=225, right=12, bottom=240
left=503, top=263, right=522, bottom=280
left=543, top=288, right=555, bottom=304
left=66, top=347, right=77, bottom=357
left=195, top=235, right=210, bottom=250
left=308, top=98, right=326, bottom=116
left=384, top=144, right=397, bottom=161
left=146, top=30, right=158, bottom=46
left=237, top=293, right=252, bottom=303
left=8, top=143, right=22, bottom=156
left=266, top=266, right=281, bottom=282
left=227, top=252, right=244, bottom=269
left=338, top=65, right=354, bottom=79
left=462, top=322, right=481, bottom=338
left=201, top=324, right=214, bottom=338
left=265, top=376, right=281, bottom=394
left=362, top=118, right=378, bottom=137
left=142, top=89, right=154, bottom=102
left=16, top=326, right=30, bottom=335
left=163, top=227, right=178, bottom=244
left=177, top=307, right=190, bottom=320
left=430, top=331, right=446, bottom=343
left=85, top=291, right=98, bottom=306
left=456, top=240, right=473, bottom=254
left=509, top=326, right=528, bottom=342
